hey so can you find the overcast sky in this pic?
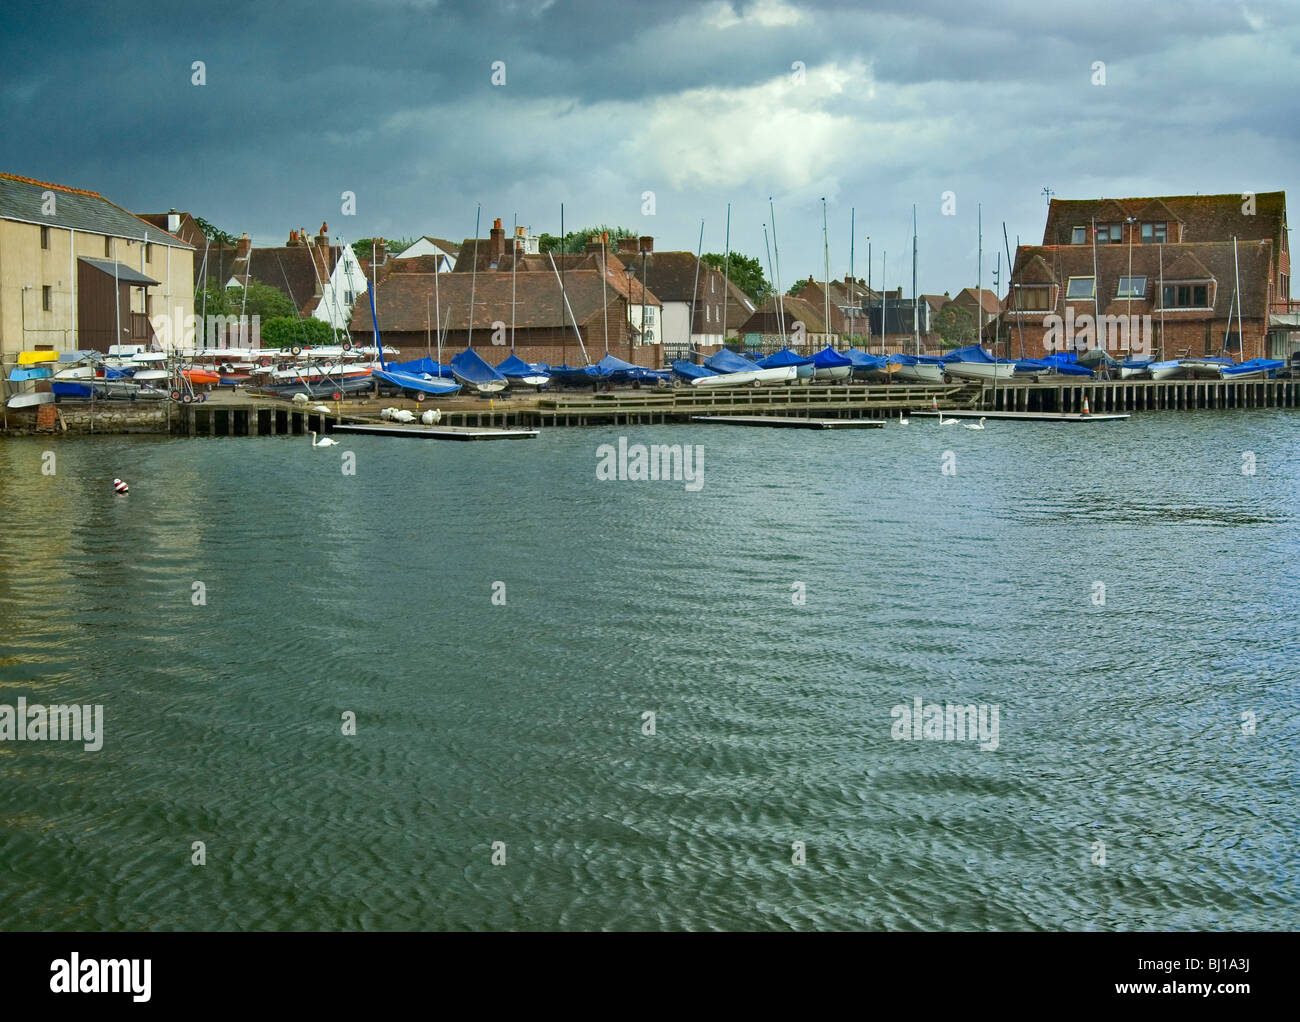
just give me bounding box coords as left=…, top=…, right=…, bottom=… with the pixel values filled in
left=3, top=0, right=1297, bottom=297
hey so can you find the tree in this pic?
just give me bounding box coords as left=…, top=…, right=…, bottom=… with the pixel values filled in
left=259, top=316, right=337, bottom=348
left=539, top=225, right=638, bottom=255
left=193, top=216, right=236, bottom=247
left=701, top=252, right=770, bottom=304
left=933, top=302, right=977, bottom=348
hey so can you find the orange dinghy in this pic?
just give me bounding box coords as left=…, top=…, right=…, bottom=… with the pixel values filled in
left=182, top=369, right=220, bottom=385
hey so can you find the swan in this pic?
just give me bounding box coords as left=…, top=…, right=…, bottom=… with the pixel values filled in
left=391, top=409, right=416, bottom=423
left=962, top=417, right=987, bottom=431
left=310, top=430, right=338, bottom=447
left=311, top=404, right=331, bottom=414
left=898, top=416, right=909, bottom=425
left=420, top=409, right=442, bottom=425
left=292, top=393, right=308, bottom=404
left=939, top=416, right=960, bottom=425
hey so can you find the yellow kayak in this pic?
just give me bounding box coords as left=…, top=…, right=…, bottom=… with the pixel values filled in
left=18, top=350, right=59, bottom=365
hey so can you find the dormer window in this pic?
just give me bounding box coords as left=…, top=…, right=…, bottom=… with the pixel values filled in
left=1141, top=222, right=1167, bottom=244
left=1161, top=283, right=1209, bottom=308
left=1096, top=224, right=1122, bottom=244
left=1117, top=276, right=1147, bottom=298
left=1066, top=276, right=1095, bottom=299
left=1071, top=226, right=1086, bottom=244
left=1016, top=286, right=1052, bottom=310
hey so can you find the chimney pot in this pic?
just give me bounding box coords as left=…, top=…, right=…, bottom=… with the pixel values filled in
left=638, top=236, right=653, bottom=254
left=237, top=232, right=251, bottom=258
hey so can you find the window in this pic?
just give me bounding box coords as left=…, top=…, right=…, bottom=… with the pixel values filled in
left=1141, top=222, right=1167, bottom=244
left=40, top=226, right=50, bottom=249
left=1017, top=286, right=1051, bottom=310
left=145, top=243, right=153, bottom=263
left=42, top=285, right=51, bottom=311
left=105, top=236, right=111, bottom=257
left=1117, top=276, right=1147, bottom=298
left=344, top=290, right=355, bottom=305
left=1066, top=276, right=1095, bottom=299
left=1071, top=227, right=1086, bottom=244
left=1162, top=283, right=1209, bottom=307
left=1095, top=224, right=1122, bottom=244
left=1225, top=333, right=1241, bottom=352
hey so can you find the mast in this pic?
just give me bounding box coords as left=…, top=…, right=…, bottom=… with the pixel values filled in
left=763, top=223, right=784, bottom=347
left=688, top=219, right=704, bottom=353
left=769, top=198, right=786, bottom=346
left=468, top=203, right=481, bottom=349
left=977, top=203, right=984, bottom=349
left=722, top=202, right=731, bottom=346
left=559, top=203, right=566, bottom=365
left=1090, top=216, right=1100, bottom=356
left=881, top=250, right=887, bottom=356
left=367, top=240, right=386, bottom=370
left=911, top=205, right=919, bottom=357
left=434, top=253, right=442, bottom=367
left=1233, top=235, right=1244, bottom=359
left=599, top=230, right=609, bottom=356
left=822, top=197, right=831, bottom=348
left=1158, top=244, right=1165, bottom=360
left=849, top=207, right=855, bottom=343
left=511, top=213, right=518, bottom=354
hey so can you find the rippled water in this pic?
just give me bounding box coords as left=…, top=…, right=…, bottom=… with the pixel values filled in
left=1, top=410, right=1297, bottom=931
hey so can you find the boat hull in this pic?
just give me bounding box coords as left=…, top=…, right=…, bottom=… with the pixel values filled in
left=891, top=362, right=945, bottom=384
left=7, top=391, right=55, bottom=408
left=944, top=362, right=1019, bottom=384
left=1148, top=360, right=1185, bottom=380
left=812, top=366, right=851, bottom=381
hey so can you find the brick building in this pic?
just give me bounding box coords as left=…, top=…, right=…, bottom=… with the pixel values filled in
left=999, top=193, right=1295, bottom=361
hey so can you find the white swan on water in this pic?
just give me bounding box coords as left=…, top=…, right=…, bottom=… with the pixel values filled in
left=310, top=430, right=338, bottom=447
left=962, top=417, right=987, bottom=431
left=939, top=416, right=960, bottom=425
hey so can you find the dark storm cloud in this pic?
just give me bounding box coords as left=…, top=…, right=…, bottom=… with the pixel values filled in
left=1, top=0, right=1298, bottom=293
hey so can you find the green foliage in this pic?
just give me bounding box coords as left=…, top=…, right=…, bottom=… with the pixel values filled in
left=701, top=252, right=770, bottom=304
left=933, top=301, right=977, bottom=348
left=539, top=225, right=638, bottom=255
left=196, top=281, right=297, bottom=320
left=193, top=216, right=236, bottom=246
left=259, top=316, right=337, bottom=348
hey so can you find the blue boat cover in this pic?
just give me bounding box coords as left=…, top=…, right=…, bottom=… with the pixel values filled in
left=593, top=353, right=640, bottom=379
left=496, top=354, right=550, bottom=379
left=886, top=353, right=944, bottom=366
left=1222, top=358, right=1285, bottom=376
left=672, top=360, right=716, bottom=381
left=1120, top=356, right=1154, bottom=368
left=703, top=349, right=760, bottom=373
left=449, top=348, right=507, bottom=385
left=390, top=356, right=454, bottom=377
left=758, top=347, right=813, bottom=368
left=52, top=381, right=96, bottom=397
left=373, top=368, right=462, bottom=395
left=812, top=345, right=852, bottom=368
left=547, top=362, right=599, bottom=383
left=841, top=348, right=886, bottom=370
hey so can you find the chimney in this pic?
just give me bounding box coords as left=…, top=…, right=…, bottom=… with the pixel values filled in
left=490, top=218, right=505, bottom=264
left=638, top=236, right=654, bottom=254
left=167, top=210, right=180, bottom=233
left=618, top=236, right=639, bottom=255
left=374, top=238, right=387, bottom=265
left=317, top=222, right=329, bottom=248
left=289, top=230, right=300, bottom=245
left=585, top=234, right=603, bottom=255
left=237, top=232, right=251, bottom=258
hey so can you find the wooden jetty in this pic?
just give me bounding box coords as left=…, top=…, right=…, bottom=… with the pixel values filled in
left=912, top=410, right=1129, bottom=423
left=158, top=375, right=1300, bottom=437
left=330, top=422, right=537, bottom=441
left=692, top=415, right=885, bottom=429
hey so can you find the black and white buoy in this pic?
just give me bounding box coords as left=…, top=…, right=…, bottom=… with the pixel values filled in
left=113, top=478, right=129, bottom=495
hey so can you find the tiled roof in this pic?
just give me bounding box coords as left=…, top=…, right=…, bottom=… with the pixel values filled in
left=0, top=173, right=193, bottom=247
left=231, top=245, right=331, bottom=312
left=350, top=269, right=634, bottom=334
left=1011, top=240, right=1273, bottom=317
left=736, top=295, right=840, bottom=335
left=1043, top=193, right=1287, bottom=259
left=953, top=287, right=1002, bottom=315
